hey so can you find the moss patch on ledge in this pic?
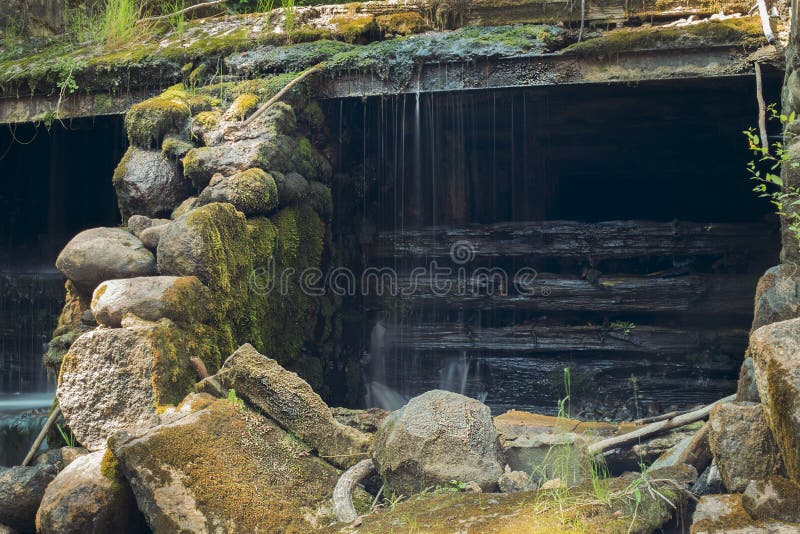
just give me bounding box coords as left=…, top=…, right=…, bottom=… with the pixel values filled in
left=562, top=16, right=765, bottom=57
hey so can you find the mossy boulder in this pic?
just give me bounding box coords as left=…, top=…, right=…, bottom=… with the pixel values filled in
left=196, top=168, right=279, bottom=216
left=225, top=93, right=259, bottom=121
left=273, top=171, right=310, bottom=207
left=108, top=399, right=340, bottom=532
left=376, top=12, right=429, bottom=36
left=373, top=390, right=505, bottom=496
left=56, top=228, right=157, bottom=295
left=91, top=276, right=213, bottom=328
left=217, top=344, right=371, bottom=469
left=112, top=146, right=193, bottom=220
left=742, top=476, right=800, bottom=524
left=691, top=493, right=797, bottom=533
left=125, top=97, right=191, bottom=150
left=750, top=317, right=800, bottom=484
left=35, top=450, right=146, bottom=534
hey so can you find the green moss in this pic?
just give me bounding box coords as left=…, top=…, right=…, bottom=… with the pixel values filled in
left=162, top=135, right=195, bottom=159
left=376, top=12, right=430, bottom=36
left=228, top=93, right=259, bottom=120
left=330, top=15, right=379, bottom=44
left=192, top=110, right=222, bottom=131
left=563, top=16, right=765, bottom=57
left=100, top=448, right=120, bottom=480
left=125, top=97, right=191, bottom=149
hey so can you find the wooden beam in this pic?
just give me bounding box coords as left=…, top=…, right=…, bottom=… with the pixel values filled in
left=370, top=220, right=777, bottom=261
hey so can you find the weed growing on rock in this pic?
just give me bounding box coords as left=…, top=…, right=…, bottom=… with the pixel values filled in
left=226, top=388, right=245, bottom=410
left=103, top=0, right=138, bottom=47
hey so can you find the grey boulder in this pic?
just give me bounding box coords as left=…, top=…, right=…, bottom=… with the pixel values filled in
left=113, top=146, right=192, bottom=219
left=0, top=464, right=57, bottom=532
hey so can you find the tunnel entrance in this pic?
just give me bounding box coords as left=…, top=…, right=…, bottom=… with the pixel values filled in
left=0, top=117, right=124, bottom=399
left=325, top=74, right=782, bottom=418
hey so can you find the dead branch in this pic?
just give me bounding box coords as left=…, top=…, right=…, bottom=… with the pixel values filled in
left=241, top=64, right=324, bottom=128
left=333, top=458, right=377, bottom=523
left=588, top=394, right=735, bottom=456
left=755, top=62, right=769, bottom=154
left=756, top=0, right=777, bottom=44
left=22, top=405, right=62, bottom=466
left=137, top=0, right=229, bottom=24
left=634, top=405, right=702, bottom=425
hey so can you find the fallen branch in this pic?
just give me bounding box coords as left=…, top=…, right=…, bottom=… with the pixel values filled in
left=137, top=0, right=229, bottom=24
left=22, top=405, right=62, bottom=466
left=333, top=458, right=377, bottom=523
left=755, top=62, right=769, bottom=154
left=241, top=63, right=324, bottom=128
left=588, top=394, right=735, bottom=456
left=634, top=405, right=702, bottom=425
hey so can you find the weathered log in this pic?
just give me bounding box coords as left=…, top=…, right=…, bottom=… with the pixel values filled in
left=333, top=458, right=377, bottom=523
left=384, top=323, right=748, bottom=355
left=241, top=64, right=324, bottom=128
left=367, top=273, right=757, bottom=315
left=21, top=405, right=62, bottom=466
left=587, top=394, right=734, bottom=455
left=369, top=220, right=777, bottom=261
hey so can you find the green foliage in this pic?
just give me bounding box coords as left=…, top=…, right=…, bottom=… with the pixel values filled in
left=282, top=0, right=297, bottom=38
left=67, top=8, right=103, bottom=45
left=159, top=1, right=187, bottom=36
left=227, top=388, right=245, bottom=410
left=745, top=105, right=800, bottom=247
left=56, top=423, right=77, bottom=447
left=610, top=320, right=636, bottom=337
left=103, top=0, right=139, bottom=47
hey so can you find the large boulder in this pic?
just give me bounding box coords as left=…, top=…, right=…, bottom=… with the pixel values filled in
left=742, top=476, right=800, bottom=524
left=56, top=228, right=156, bottom=294
left=273, top=171, right=309, bottom=207
left=196, top=168, right=278, bottom=216
left=36, top=450, right=147, bottom=534
left=109, top=398, right=340, bottom=532
left=91, top=276, right=213, bottom=327
left=0, top=464, right=57, bottom=532
left=750, top=317, right=800, bottom=483
left=707, top=401, right=784, bottom=492
left=57, top=318, right=199, bottom=451
left=217, top=344, right=370, bottom=469
left=113, top=147, right=192, bottom=220
left=373, top=390, right=505, bottom=495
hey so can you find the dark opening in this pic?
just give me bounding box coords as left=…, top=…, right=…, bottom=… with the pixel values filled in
left=325, top=75, right=782, bottom=419
left=0, top=117, right=125, bottom=397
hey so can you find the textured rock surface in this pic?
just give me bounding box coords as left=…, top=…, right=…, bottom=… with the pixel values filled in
left=196, top=168, right=278, bottom=215
left=373, top=390, right=505, bottom=495
left=0, top=464, right=56, bottom=532
left=139, top=223, right=168, bottom=251
left=36, top=450, right=147, bottom=534
left=751, top=264, right=800, bottom=333
left=57, top=321, right=184, bottom=451
left=750, top=318, right=800, bottom=483
left=736, top=357, right=760, bottom=402
left=218, top=344, right=370, bottom=469
left=109, top=399, right=340, bottom=533
left=113, top=147, right=192, bottom=220
left=56, top=228, right=156, bottom=294
left=691, top=493, right=799, bottom=533
left=498, top=468, right=534, bottom=493
left=127, top=215, right=170, bottom=239
left=91, top=276, right=212, bottom=327
left=742, top=476, right=800, bottom=524
left=707, top=401, right=784, bottom=492
left=273, top=171, right=309, bottom=206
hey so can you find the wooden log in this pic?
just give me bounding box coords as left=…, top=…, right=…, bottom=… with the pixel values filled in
left=383, top=323, right=748, bottom=355
left=333, top=459, right=377, bottom=523
left=588, top=395, right=734, bottom=455
left=367, top=273, right=757, bottom=315
left=369, top=220, right=777, bottom=261
left=22, top=406, right=62, bottom=466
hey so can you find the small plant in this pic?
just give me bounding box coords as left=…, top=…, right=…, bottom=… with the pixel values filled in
left=68, top=8, right=102, bottom=44
left=159, top=1, right=187, bottom=35
left=56, top=423, right=76, bottom=447
left=226, top=388, right=244, bottom=410
left=259, top=0, right=276, bottom=13
left=745, top=105, right=800, bottom=247
left=103, top=0, right=138, bottom=47
left=281, top=0, right=296, bottom=38
left=610, top=320, right=636, bottom=337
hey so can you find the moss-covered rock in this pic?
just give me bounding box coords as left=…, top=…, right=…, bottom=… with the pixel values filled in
left=225, top=93, right=259, bottom=120
left=196, top=168, right=279, bottom=216
left=125, top=97, right=191, bottom=149
left=108, top=399, right=340, bottom=532
left=376, top=12, right=430, bottom=36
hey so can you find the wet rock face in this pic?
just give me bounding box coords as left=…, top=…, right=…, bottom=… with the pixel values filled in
left=0, top=463, right=57, bottom=533
left=218, top=343, right=370, bottom=469
left=55, top=228, right=156, bottom=295
left=750, top=317, right=800, bottom=484
left=113, top=147, right=193, bottom=220
left=742, top=476, right=800, bottom=524
left=36, top=450, right=147, bottom=534
left=373, top=389, right=505, bottom=495
left=109, top=398, right=340, bottom=533
left=707, top=401, right=784, bottom=492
